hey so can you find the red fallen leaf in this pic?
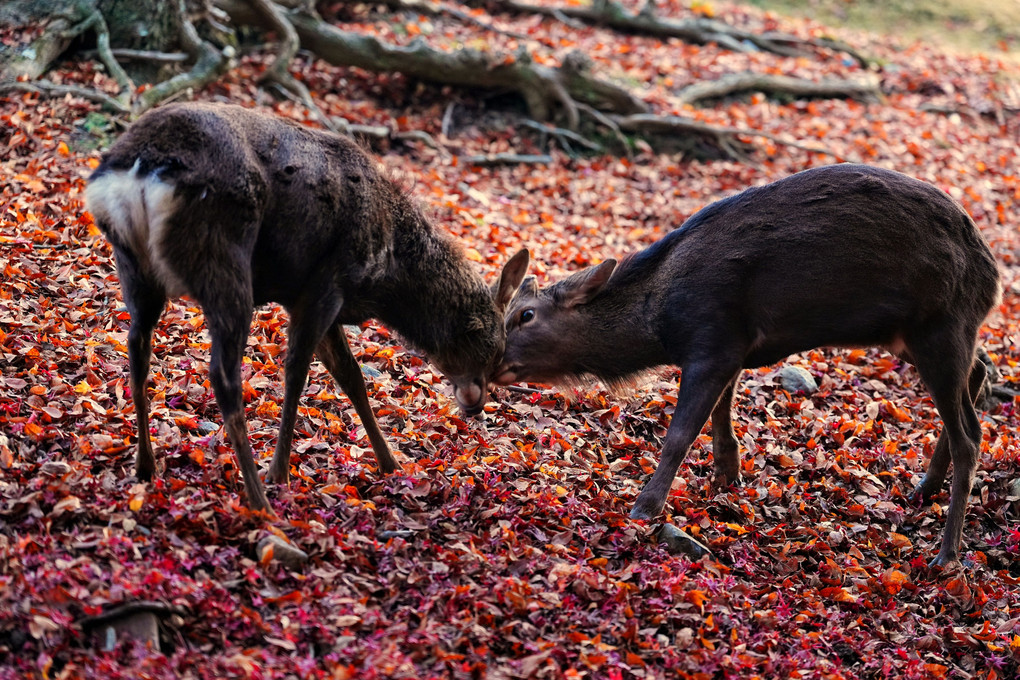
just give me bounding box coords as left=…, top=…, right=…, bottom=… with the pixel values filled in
left=880, top=569, right=909, bottom=594
left=923, top=664, right=948, bottom=678
left=686, top=590, right=708, bottom=611
left=625, top=652, right=645, bottom=667
left=175, top=415, right=199, bottom=429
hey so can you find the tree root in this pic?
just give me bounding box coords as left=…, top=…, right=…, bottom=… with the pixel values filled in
left=133, top=0, right=232, bottom=114
left=241, top=0, right=338, bottom=131
left=676, top=72, right=882, bottom=107
left=490, top=0, right=873, bottom=65
left=380, top=0, right=531, bottom=40
left=216, top=0, right=647, bottom=130
left=0, top=80, right=129, bottom=113
left=521, top=119, right=603, bottom=156
left=64, top=8, right=134, bottom=103
left=609, top=113, right=852, bottom=162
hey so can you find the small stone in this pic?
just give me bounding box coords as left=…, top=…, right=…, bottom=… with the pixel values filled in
left=778, top=365, right=818, bottom=394
left=361, top=365, right=383, bottom=379
left=257, top=535, right=309, bottom=570
left=657, top=524, right=712, bottom=560
left=40, top=460, right=72, bottom=477
left=197, top=420, right=219, bottom=435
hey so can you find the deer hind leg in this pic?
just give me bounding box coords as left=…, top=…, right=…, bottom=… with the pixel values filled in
left=710, top=377, right=740, bottom=487
left=265, top=296, right=344, bottom=485
left=315, top=322, right=398, bottom=474
left=631, top=358, right=741, bottom=520
left=199, top=292, right=270, bottom=513
left=111, top=246, right=167, bottom=481
left=907, top=326, right=984, bottom=568
left=910, top=352, right=986, bottom=505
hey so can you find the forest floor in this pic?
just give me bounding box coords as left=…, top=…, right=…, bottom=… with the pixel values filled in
left=2, top=1, right=1020, bottom=678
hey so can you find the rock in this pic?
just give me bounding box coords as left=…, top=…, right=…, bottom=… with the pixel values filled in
left=657, top=524, right=712, bottom=560
left=39, top=460, right=72, bottom=477
left=197, top=420, right=219, bottom=435
left=258, top=535, right=309, bottom=570
left=778, top=365, right=818, bottom=394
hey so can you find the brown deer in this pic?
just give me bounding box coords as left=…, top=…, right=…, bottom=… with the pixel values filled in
left=86, top=102, right=529, bottom=514
left=494, top=164, right=1000, bottom=568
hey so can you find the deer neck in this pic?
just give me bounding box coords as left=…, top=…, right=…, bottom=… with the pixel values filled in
left=571, top=283, right=671, bottom=383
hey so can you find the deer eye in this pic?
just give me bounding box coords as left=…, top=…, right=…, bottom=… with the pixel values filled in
left=520, top=309, right=535, bottom=324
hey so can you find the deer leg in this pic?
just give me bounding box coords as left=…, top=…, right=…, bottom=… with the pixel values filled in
left=316, top=322, right=399, bottom=474
left=631, top=359, right=741, bottom=520
left=265, top=299, right=342, bottom=486
left=203, top=302, right=270, bottom=514
left=112, top=247, right=166, bottom=481
left=910, top=356, right=986, bottom=504
left=710, top=377, right=740, bottom=487
left=908, top=334, right=983, bottom=568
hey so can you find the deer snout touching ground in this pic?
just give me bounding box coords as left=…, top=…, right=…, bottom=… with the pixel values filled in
left=498, top=164, right=1000, bottom=570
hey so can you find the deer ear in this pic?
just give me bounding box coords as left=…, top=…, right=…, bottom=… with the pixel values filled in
left=493, top=248, right=530, bottom=312
left=555, top=259, right=617, bottom=308
left=519, top=275, right=538, bottom=298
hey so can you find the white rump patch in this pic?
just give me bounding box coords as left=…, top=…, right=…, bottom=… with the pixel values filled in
left=85, top=162, right=187, bottom=297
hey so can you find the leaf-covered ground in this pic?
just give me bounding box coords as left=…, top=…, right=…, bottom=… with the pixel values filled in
left=2, top=2, right=1020, bottom=678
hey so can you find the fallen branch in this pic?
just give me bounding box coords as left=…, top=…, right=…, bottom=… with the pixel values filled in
left=82, top=49, right=191, bottom=63
left=460, top=152, right=553, bottom=166
left=677, top=72, right=882, bottom=106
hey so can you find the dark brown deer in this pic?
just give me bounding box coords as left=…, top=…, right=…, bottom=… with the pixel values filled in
left=494, top=164, right=1000, bottom=568
left=86, top=102, right=529, bottom=514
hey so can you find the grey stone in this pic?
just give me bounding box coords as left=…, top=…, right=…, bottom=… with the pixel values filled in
left=778, top=365, right=818, bottom=394
left=657, top=523, right=712, bottom=560
left=257, top=535, right=309, bottom=570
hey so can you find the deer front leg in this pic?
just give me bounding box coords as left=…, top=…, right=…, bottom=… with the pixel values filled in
left=265, top=300, right=340, bottom=486
left=316, top=322, right=399, bottom=474
left=631, top=361, right=741, bottom=520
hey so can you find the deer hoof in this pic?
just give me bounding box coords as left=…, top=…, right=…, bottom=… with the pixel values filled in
left=629, top=495, right=665, bottom=521
left=134, top=461, right=155, bottom=482
left=928, top=553, right=964, bottom=571
left=909, top=477, right=943, bottom=506
left=712, top=471, right=742, bottom=489
left=264, top=466, right=289, bottom=486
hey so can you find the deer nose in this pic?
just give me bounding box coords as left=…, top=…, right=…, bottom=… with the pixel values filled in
left=454, top=379, right=485, bottom=415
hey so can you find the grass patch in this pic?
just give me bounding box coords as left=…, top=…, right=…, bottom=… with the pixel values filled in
left=746, top=0, right=1020, bottom=56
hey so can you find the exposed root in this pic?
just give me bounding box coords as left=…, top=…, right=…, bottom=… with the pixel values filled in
left=0, top=80, right=129, bottom=113
left=610, top=113, right=852, bottom=162
left=492, top=0, right=873, bottom=64
left=676, top=72, right=882, bottom=107
left=134, top=0, right=232, bottom=114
